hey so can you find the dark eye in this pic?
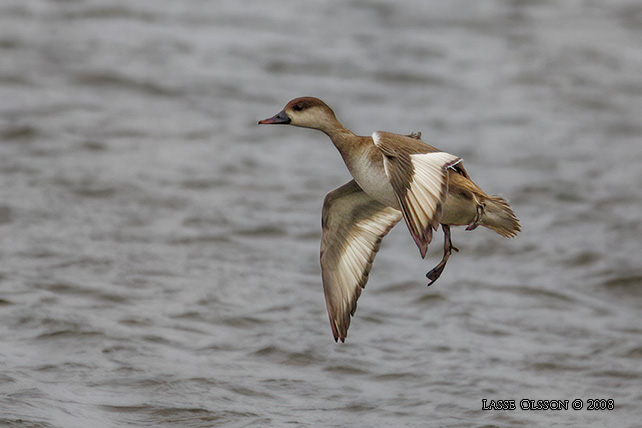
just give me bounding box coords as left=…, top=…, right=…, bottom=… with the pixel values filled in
left=293, top=104, right=303, bottom=111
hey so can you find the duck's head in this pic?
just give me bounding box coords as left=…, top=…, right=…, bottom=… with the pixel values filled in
left=259, top=97, right=341, bottom=133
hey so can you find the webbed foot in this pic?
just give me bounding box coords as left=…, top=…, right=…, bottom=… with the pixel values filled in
left=407, top=131, right=422, bottom=140
left=426, top=262, right=447, bottom=286
left=465, top=203, right=485, bottom=231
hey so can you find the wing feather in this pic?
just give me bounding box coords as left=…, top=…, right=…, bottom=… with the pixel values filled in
left=321, top=180, right=402, bottom=342
left=372, top=131, right=461, bottom=258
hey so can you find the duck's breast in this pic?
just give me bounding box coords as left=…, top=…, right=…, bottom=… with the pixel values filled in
left=346, top=148, right=399, bottom=209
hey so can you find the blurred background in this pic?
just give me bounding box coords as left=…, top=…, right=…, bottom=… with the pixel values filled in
left=0, top=0, right=641, bottom=427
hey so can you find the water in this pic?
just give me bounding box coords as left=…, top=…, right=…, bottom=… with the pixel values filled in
left=1, top=0, right=641, bottom=427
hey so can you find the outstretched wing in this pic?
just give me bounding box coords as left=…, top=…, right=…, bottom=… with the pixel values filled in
left=321, top=180, right=402, bottom=342
left=372, top=131, right=461, bottom=258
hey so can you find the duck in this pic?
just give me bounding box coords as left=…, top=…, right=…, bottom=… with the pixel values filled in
left=259, top=97, right=520, bottom=342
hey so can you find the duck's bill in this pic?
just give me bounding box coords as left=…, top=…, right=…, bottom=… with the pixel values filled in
left=258, top=111, right=291, bottom=125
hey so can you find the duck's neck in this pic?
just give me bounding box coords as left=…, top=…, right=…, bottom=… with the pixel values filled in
left=308, top=115, right=369, bottom=162
left=323, top=125, right=359, bottom=157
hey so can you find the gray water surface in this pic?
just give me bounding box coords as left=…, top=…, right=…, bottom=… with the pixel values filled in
left=1, top=1, right=642, bottom=427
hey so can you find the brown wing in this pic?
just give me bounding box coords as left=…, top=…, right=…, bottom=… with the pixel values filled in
left=372, top=131, right=462, bottom=258
left=321, top=180, right=402, bottom=342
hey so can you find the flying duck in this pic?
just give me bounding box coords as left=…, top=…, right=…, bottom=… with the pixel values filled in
left=259, top=97, right=520, bottom=342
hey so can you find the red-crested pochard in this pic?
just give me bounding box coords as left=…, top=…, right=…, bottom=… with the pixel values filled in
left=259, top=97, right=519, bottom=342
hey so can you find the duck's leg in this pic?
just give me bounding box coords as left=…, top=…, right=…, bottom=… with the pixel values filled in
left=426, top=224, right=459, bottom=286
left=465, top=201, right=485, bottom=231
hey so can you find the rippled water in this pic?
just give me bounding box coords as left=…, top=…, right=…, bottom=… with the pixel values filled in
left=1, top=0, right=641, bottom=427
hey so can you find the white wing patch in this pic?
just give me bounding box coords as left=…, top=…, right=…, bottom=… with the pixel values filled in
left=324, top=210, right=399, bottom=313
left=406, top=152, right=461, bottom=230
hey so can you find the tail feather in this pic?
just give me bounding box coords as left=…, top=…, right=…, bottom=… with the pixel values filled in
left=482, top=195, right=520, bottom=238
